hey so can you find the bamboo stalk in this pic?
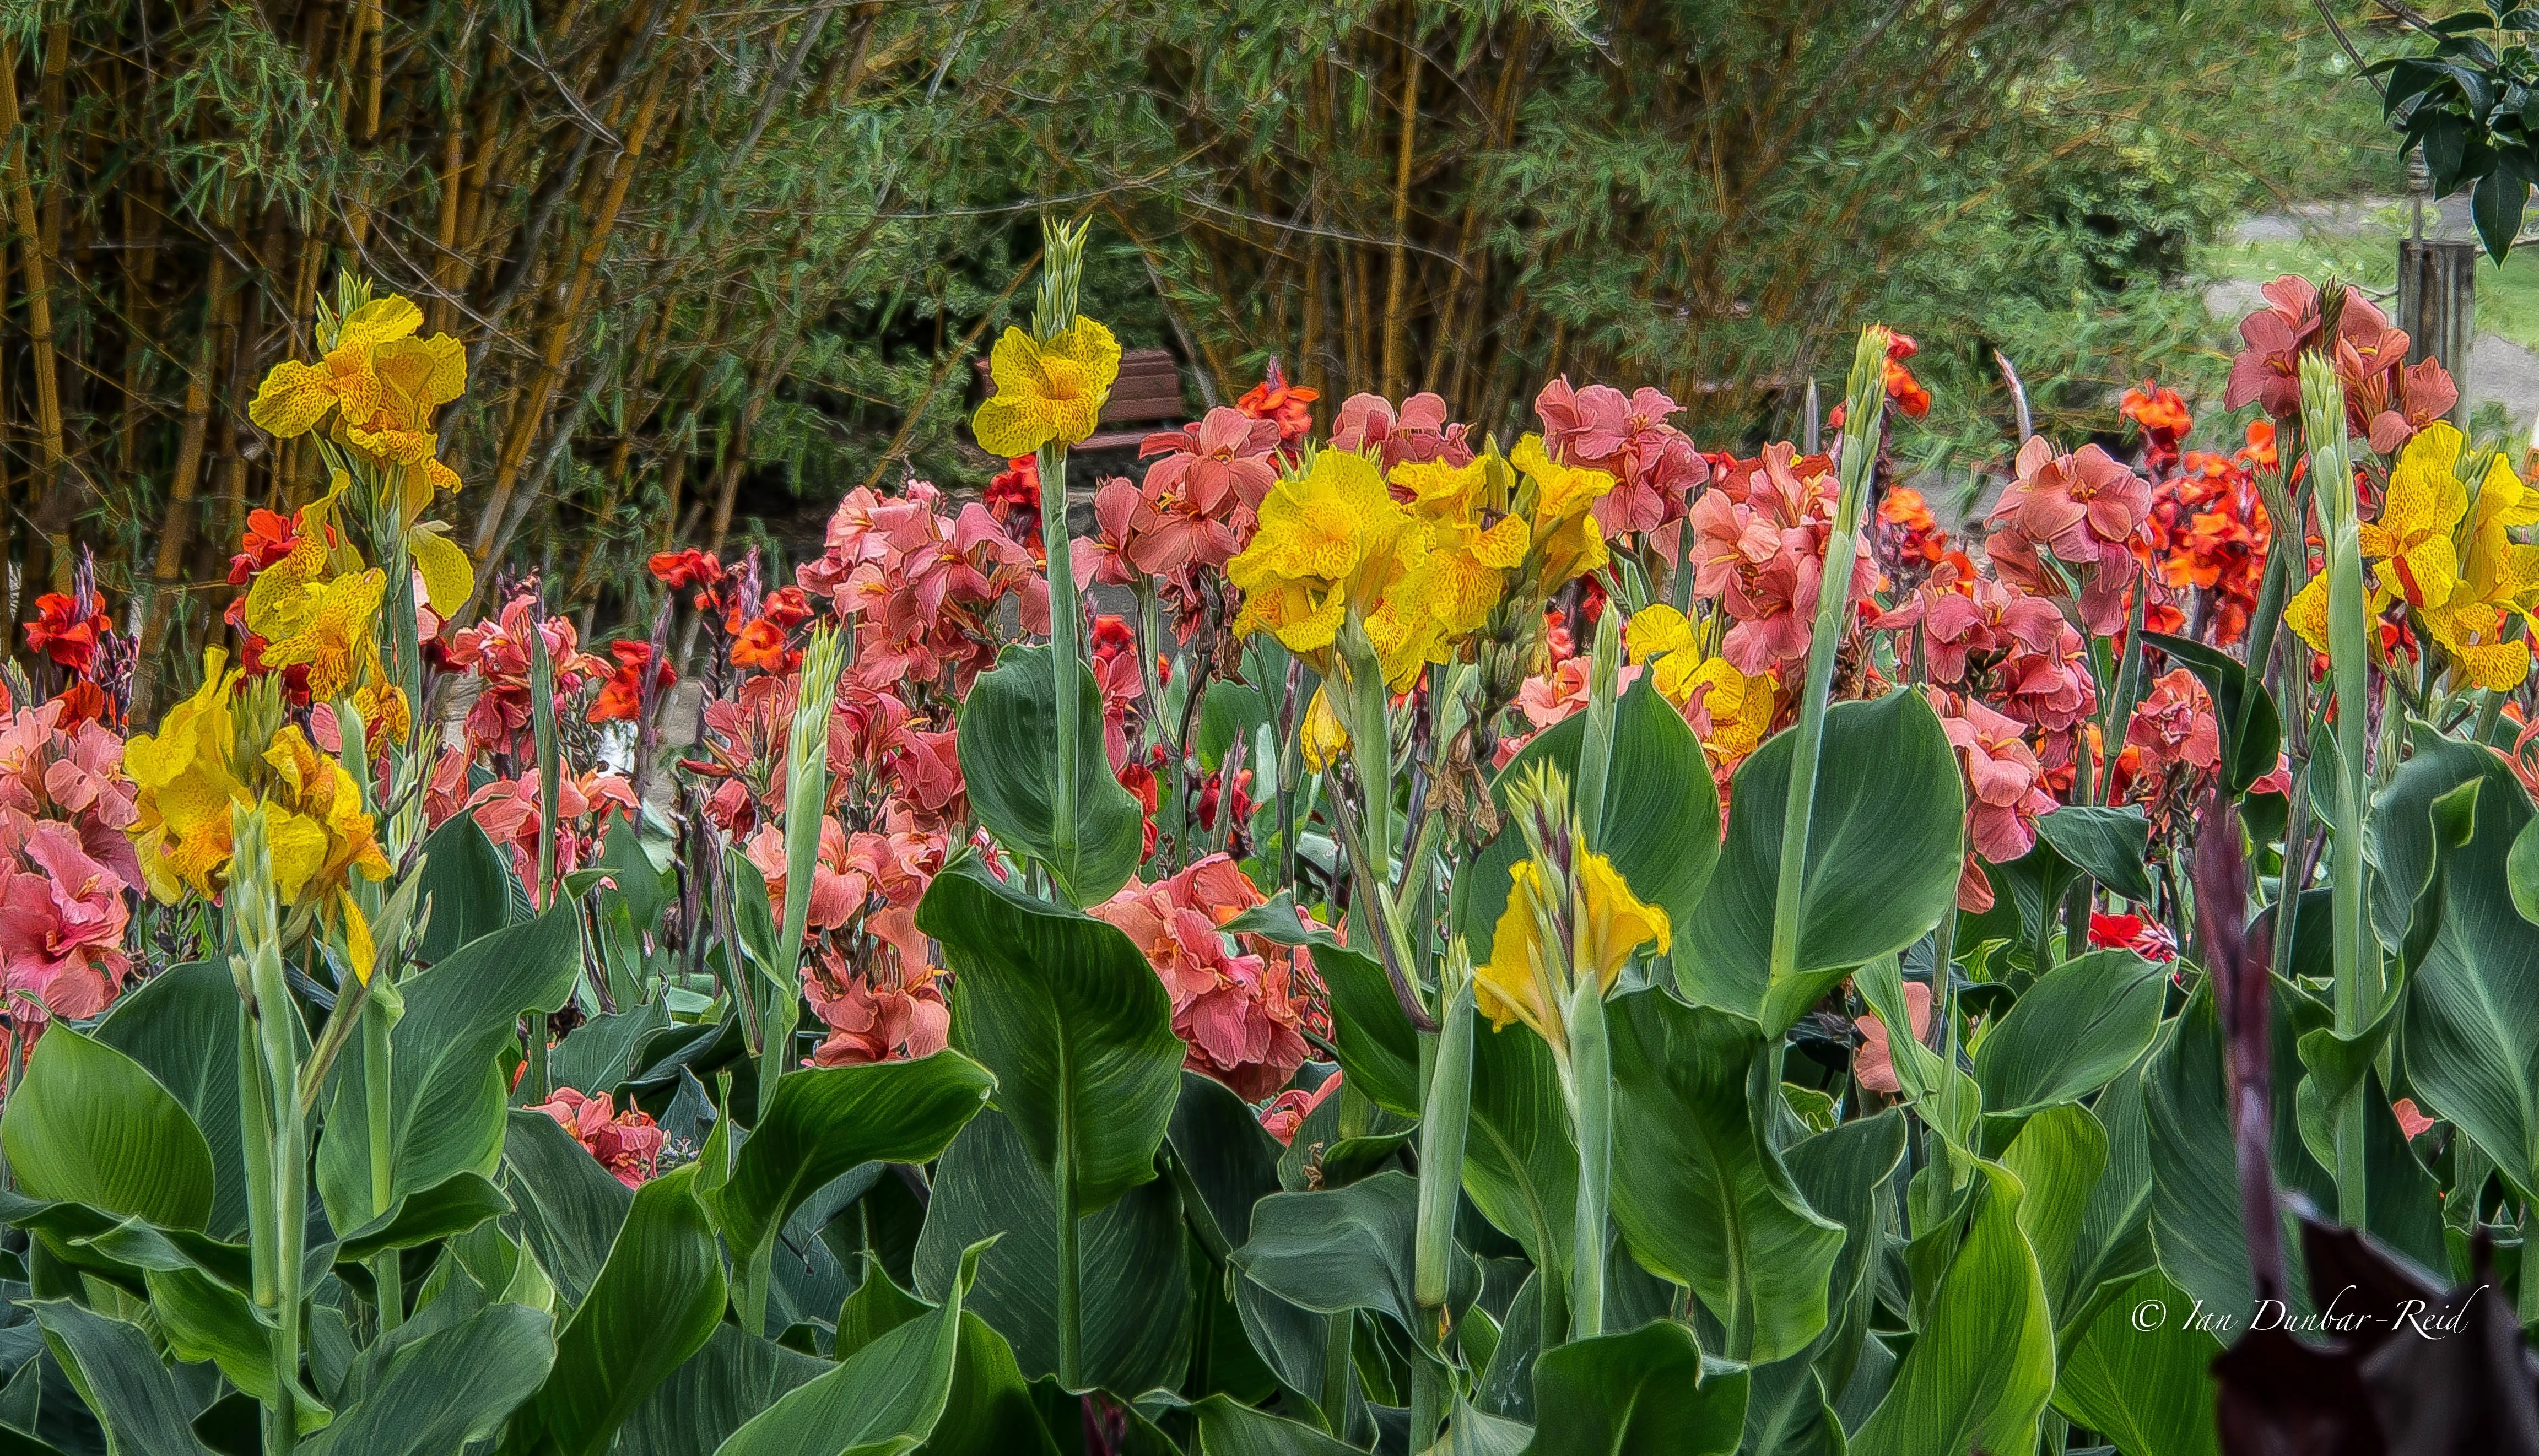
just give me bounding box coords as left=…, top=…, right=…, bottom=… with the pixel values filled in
left=1, top=39, right=71, bottom=593
left=132, top=247, right=233, bottom=723
left=1378, top=32, right=1420, bottom=402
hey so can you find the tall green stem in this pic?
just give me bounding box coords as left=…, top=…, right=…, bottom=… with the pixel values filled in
left=233, top=809, right=303, bottom=1454
left=1566, top=976, right=1612, bottom=1341
left=1575, top=609, right=1621, bottom=849
left=2300, top=355, right=2378, bottom=1229
left=764, top=625, right=847, bottom=1125
left=363, top=999, right=399, bottom=1331
left=1033, top=220, right=1091, bottom=901
left=1768, top=330, right=1891, bottom=988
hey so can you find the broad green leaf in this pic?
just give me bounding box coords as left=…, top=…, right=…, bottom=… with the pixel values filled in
left=920, top=1311, right=1062, bottom=1456
left=701, top=1053, right=992, bottom=1323
left=1433, top=1398, right=1533, bottom=1456
left=1521, top=1318, right=1748, bottom=1456
left=2070, top=1067, right=2156, bottom=1312
left=2033, top=805, right=2157, bottom=904
left=551, top=1002, right=673, bottom=1097
left=615, top=1328, right=826, bottom=1456
left=2051, top=1271, right=2219, bottom=1456
left=93, top=961, right=246, bottom=1239
left=2399, top=731, right=2539, bottom=1199
left=1189, top=1393, right=1358, bottom=1455
left=1974, top=952, right=2165, bottom=1116
left=143, top=1263, right=327, bottom=1426
left=713, top=1241, right=988, bottom=1456
left=501, top=1108, right=634, bottom=1308
left=1737, top=1356, right=1844, bottom=1456
left=415, top=814, right=517, bottom=962
left=1604, top=991, right=1843, bottom=1363
left=336, top=1172, right=512, bottom=1264
left=919, top=855, right=1181, bottom=1213
left=31, top=1300, right=217, bottom=1456
left=912, top=1109, right=1190, bottom=1397
left=1462, top=1020, right=1576, bottom=1292
left=837, top=1259, right=929, bottom=1362
left=1850, top=1162, right=2054, bottom=1456
left=2144, top=987, right=2257, bottom=1327
left=2, top=1029, right=213, bottom=1232
left=302, top=1303, right=555, bottom=1456
left=1167, top=1071, right=1287, bottom=1255
left=956, top=643, right=1144, bottom=906
left=1998, top=1104, right=2108, bottom=1327
left=320, top=907, right=584, bottom=1235
left=1675, top=690, right=1963, bottom=1033
left=509, top=1165, right=728, bottom=1456
left=1230, top=1171, right=1478, bottom=1354
left=598, top=818, right=673, bottom=927
left=1460, top=674, right=1722, bottom=964
left=2370, top=726, right=2497, bottom=960
left=1780, top=1109, right=1908, bottom=1408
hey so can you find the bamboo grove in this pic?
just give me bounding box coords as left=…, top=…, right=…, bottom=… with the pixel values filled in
left=0, top=0, right=2376, bottom=713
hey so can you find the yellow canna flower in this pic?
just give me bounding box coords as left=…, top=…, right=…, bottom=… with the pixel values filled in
left=2360, top=424, right=2470, bottom=613
left=1510, top=434, right=1614, bottom=588
left=1575, top=850, right=1671, bottom=984
left=1477, top=852, right=1671, bottom=1044
left=260, top=725, right=393, bottom=979
left=125, top=653, right=250, bottom=902
left=1475, top=764, right=1668, bottom=1059
left=246, top=296, right=430, bottom=440
left=1229, top=448, right=1410, bottom=663
left=1478, top=859, right=1568, bottom=1043
left=253, top=568, right=388, bottom=702
left=1300, top=684, right=1350, bottom=772
left=1625, top=604, right=1776, bottom=769
left=971, top=320, right=1122, bottom=457
left=408, top=521, right=476, bottom=618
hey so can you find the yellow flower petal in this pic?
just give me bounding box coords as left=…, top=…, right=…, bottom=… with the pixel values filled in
left=410, top=525, right=476, bottom=616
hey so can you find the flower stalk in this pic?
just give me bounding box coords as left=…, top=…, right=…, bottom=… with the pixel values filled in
left=1768, top=328, right=1890, bottom=1005
left=763, top=623, right=847, bottom=1128
left=1034, top=219, right=1091, bottom=902
left=2299, top=353, right=2379, bottom=1228
left=232, top=805, right=307, bottom=1454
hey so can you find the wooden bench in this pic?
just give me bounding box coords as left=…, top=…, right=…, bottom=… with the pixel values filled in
left=974, top=346, right=1188, bottom=453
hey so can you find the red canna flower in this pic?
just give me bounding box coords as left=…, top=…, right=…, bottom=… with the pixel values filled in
left=1235, top=359, right=1320, bottom=444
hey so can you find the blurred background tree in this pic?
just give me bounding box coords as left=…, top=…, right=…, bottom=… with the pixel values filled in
left=0, top=0, right=2391, bottom=707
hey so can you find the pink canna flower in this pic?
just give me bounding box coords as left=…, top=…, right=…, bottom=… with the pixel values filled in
left=805, top=934, right=950, bottom=1068
left=1260, top=1070, right=1344, bottom=1146
left=528, top=1086, right=665, bottom=1188
left=1091, top=853, right=1320, bottom=1101
left=0, top=700, right=141, bottom=887
left=744, top=818, right=863, bottom=938
left=465, top=768, right=639, bottom=904
left=1985, top=435, right=2150, bottom=636
left=1933, top=691, right=2059, bottom=864
left=1069, top=478, right=1144, bottom=590
left=1853, top=979, right=1931, bottom=1097
left=1140, top=407, right=1282, bottom=521
left=0, top=820, right=131, bottom=1025
left=1688, top=445, right=1875, bottom=675
left=2126, top=668, right=2222, bottom=774
left=1329, top=392, right=1475, bottom=473
left=1872, top=566, right=2064, bottom=686
left=1534, top=377, right=1710, bottom=533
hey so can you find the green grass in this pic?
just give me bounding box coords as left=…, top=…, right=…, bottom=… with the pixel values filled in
left=2195, top=203, right=2539, bottom=355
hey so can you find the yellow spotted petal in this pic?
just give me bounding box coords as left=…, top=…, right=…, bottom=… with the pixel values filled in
left=338, top=296, right=424, bottom=350
left=410, top=525, right=476, bottom=616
